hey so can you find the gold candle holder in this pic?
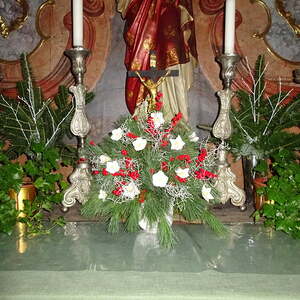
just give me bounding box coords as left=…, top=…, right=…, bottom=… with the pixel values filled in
left=9, top=183, right=36, bottom=218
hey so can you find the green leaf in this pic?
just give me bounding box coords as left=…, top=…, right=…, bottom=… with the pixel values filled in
left=24, top=160, right=39, bottom=177
left=42, top=202, right=52, bottom=211
left=34, top=177, right=50, bottom=189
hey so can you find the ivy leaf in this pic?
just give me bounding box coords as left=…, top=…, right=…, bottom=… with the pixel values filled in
left=31, top=143, right=45, bottom=154
left=34, top=177, right=50, bottom=190
left=52, top=216, right=66, bottom=227
left=45, top=173, right=61, bottom=184
left=42, top=202, right=52, bottom=211
left=60, top=180, right=69, bottom=190
left=43, top=148, right=59, bottom=168
left=24, top=160, right=39, bottom=177
left=262, top=204, right=275, bottom=217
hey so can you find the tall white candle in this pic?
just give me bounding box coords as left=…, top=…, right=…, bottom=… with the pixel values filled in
left=224, top=0, right=236, bottom=54
left=72, top=0, right=83, bottom=47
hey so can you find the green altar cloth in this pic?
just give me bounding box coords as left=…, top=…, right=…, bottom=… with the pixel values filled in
left=0, top=223, right=299, bottom=299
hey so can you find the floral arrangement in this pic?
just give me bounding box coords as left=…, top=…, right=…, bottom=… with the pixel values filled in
left=81, top=94, right=226, bottom=247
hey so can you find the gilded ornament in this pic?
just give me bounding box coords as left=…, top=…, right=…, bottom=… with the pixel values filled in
left=276, top=0, right=300, bottom=37
left=0, top=0, right=54, bottom=64
left=250, top=0, right=271, bottom=39
left=126, top=32, right=134, bottom=47
left=143, top=37, right=154, bottom=51
left=166, top=48, right=179, bottom=66
left=0, top=0, right=29, bottom=38
left=131, top=59, right=142, bottom=70
left=251, top=0, right=300, bottom=65
left=163, top=25, right=176, bottom=39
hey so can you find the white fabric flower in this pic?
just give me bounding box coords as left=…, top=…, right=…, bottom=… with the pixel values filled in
left=99, top=154, right=111, bottom=164
left=170, top=135, right=185, bottom=151
left=98, top=190, right=107, bottom=200
left=132, top=137, right=147, bottom=151
left=201, top=185, right=214, bottom=202
left=123, top=181, right=140, bottom=199
left=152, top=170, right=169, bottom=187
left=150, top=112, right=165, bottom=128
left=106, top=161, right=120, bottom=174
left=175, top=167, right=190, bottom=179
left=111, top=128, right=124, bottom=141
left=189, top=132, right=199, bottom=142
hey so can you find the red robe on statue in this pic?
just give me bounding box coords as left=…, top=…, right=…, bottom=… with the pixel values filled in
left=118, top=0, right=197, bottom=115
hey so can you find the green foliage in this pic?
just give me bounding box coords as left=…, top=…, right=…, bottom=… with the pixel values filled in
left=0, top=53, right=95, bottom=235
left=0, top=142, right=23, bottom=234
left=0, top=140, right=68, bottom=236
left=229, top=55, right=300, bottom=161
left=0, top=53, right=94, bottom=163
left=82, top=111, right=226, bottom=247
left=19, top=143, right=69, bottom=236
left=253, top=150, right=300, bottom=239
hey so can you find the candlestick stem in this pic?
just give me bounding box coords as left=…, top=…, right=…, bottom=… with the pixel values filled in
left=62, top=47, right=91, bottom=211
left=213, top=53, right=246, bottom=210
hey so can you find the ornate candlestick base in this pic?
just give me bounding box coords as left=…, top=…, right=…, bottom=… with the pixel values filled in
left=62, top=47, right=91, bottom=211
left=214, top=145, right=246, bottom=210
left=213, top=53, right=246, bottom=211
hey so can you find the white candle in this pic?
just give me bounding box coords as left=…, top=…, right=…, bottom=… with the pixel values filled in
left=72, top=0, right=83, bottom=47
left=224, top=0, right=236, bottom=54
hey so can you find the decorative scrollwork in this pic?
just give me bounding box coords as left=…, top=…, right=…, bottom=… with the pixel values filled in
left=69, top=84, right=91, bottom=138
left=62, top=162, right=92, bottom=208
left=214, top=148, right=246, bottom=209
left=84, top=0, right=105, bottom=17
left=212, top=89, right=233, bottom=140
left=276, top=0, right=300, bottom=37
left=250, top=0, right=272, bottom=39
left=0, top=0, right=29, bottom=38
left=199, top=0, right=224, bottom=15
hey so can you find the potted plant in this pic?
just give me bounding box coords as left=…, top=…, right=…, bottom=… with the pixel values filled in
left=228, top=55, right=300, bottom=205
left=0, top=53, right=94, bottom=235
left=0, top=140, right=69, bottom=235
left=253, top=149, right=300, bottom=239
left=0, top=142, right=23, bottom=234
left=0, top=53, right=94, bottom=162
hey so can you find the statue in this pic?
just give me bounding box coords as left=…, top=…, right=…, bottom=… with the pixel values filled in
left=117, top=0, right=198, bottom=122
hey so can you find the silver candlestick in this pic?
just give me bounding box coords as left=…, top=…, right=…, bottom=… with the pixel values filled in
left=213, top=53, right=246, bottom=211
left=62, top=46, right=92, bottom=211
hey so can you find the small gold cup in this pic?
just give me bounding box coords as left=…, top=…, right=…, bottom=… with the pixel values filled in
left=9, top=183, right=36, bottom=217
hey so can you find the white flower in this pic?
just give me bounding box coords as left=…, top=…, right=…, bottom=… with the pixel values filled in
left=98, top=190, right=107, bottom=200
left=106, top=161, right=120, bottom=173
left=150, top=112, right=165, bottom=128
left=132, top=137, right=147, bottom=151
left=152, top=170, right=169, bottom=187
left=111, top=128, right=124, bottom=141
left=201, top=185, right=214, bottom=202
left=123, top=181, right=140, bottom=199
left=175, top=167, right=190, bottom=178
left=170, top=135, right=185, bottom=150
left=189, top=132, right=199, bottom=142
left=99, top=154, right=111, bottom=164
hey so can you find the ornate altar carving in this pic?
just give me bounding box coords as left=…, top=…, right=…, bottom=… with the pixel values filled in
left=276, top=0, right=300, bottom=37
left=0, top=0, right=29, bottom=39
left=0, top=0, right=113, bottom=100
left=194, top=0, right=300, bottom=100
